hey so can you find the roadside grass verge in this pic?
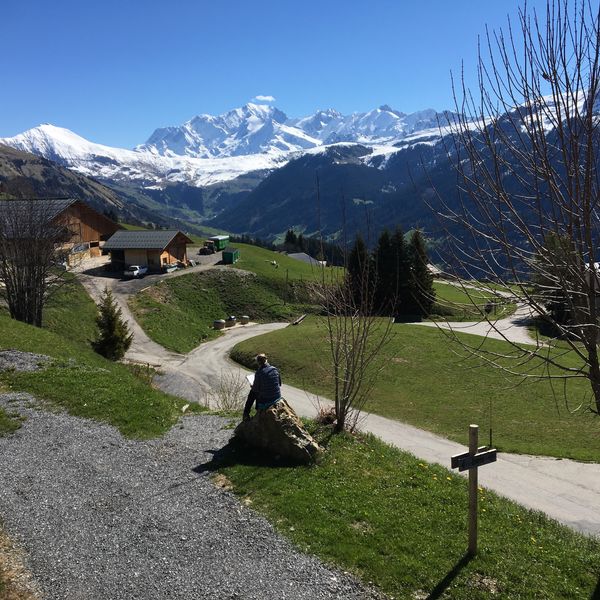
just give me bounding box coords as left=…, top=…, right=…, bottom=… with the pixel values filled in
left=231, top=317, right=600, bottom=461
left=0, top=397, right=23, bottom=436
left=0, top=279, right=203, bottom=439
left=130, top=269, right=313, bottom=353
left=216, top=424, right=600, bottom=599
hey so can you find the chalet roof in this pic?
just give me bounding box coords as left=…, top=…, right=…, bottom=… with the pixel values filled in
left=0, top=198, right=76, bottom=223
left=103, top=230, right=192, bottom=251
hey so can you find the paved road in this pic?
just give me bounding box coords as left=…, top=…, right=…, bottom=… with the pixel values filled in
left=78, top=265, right=600, bottom=538
left=418, top=281, right=542, bottom=346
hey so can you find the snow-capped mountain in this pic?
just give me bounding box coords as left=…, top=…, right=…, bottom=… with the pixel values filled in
left=0, top=103, right=452, bottom=192
left=0, top=123, right=287, bottom=187
left=138, top=103, right=321, bottom=158
left=289, top=106, right=449, bottom=146
left=139, top=103, right=452, bottom=159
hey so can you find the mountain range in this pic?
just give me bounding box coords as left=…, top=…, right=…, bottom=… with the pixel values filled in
left=0, top=103, right=451, bottom=183
left=0, top=103, right=458, bottom=240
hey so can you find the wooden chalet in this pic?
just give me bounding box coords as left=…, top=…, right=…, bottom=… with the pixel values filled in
left=0, top=197, right=122, bottom=265
left=103, top=230, right=193, bottom=271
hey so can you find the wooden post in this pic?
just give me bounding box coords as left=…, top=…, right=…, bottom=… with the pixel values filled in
left=468, top=424, right=478, bottom=556
left=451, top=424, right=496, bottom=556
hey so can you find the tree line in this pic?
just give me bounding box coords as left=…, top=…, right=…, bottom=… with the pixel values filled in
left=280, top=230, right=345, bottom=266
left=347, top=228, right=435, bottom=319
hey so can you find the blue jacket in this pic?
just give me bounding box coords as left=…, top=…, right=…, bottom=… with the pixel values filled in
left=252, top=364, right=281, bottom=405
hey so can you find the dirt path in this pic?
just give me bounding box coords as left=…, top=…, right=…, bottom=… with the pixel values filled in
left=77, top=265, right=600, bottom=537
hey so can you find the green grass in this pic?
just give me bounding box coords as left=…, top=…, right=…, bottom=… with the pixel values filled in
left=432, top=281, right=516, bottom=321
left=120, top=222, right=150, bottom=231
left=231, top=317, right=600, bottom=461
left=0, top=279, right=202, bottom=439
left=0, top=384, right=23, bottom=436
left=216, top=424, right=600, bottom=599
left=43, top=274, right=100, bottom=346
left=226, top=243, right=337, bottom=283
left=130, top=269, right=313, bottom=353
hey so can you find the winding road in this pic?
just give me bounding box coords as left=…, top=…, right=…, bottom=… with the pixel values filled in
left=78, top=262, right=600, bottom=538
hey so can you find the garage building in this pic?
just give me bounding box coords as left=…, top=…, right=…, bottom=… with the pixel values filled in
left=103, top=230, right=193, bottom=271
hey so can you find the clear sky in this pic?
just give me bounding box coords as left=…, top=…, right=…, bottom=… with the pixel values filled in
left=1, top=0, right=548, bottom=148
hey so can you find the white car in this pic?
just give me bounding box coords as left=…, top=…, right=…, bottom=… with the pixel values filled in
left=124, top=265, right=148, bottom=278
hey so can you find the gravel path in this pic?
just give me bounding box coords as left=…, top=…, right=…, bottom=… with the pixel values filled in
left=0, top=393, right=383, bottom=600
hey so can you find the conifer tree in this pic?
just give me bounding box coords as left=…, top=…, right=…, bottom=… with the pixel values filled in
left=92, top=287, right=133, bottom=360
left=406, top=230, right=435, bottom=317
left=374, top=229, right=394, bottom=314
left=284, top=229, right=297, bottom=247
left=389, top=226, right=411, bottom=317
left=347, top=235, right=371, bottom=310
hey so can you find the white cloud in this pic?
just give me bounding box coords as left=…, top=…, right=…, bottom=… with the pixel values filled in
left=252, top=95, right=276, bottom=103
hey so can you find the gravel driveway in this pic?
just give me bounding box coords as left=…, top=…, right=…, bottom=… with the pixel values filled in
left=0, top=394, right=382, bottom=600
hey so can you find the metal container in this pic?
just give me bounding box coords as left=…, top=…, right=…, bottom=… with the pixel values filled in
left=214, top=319, right=226, bottom=330
left=225, top=316, right=236, bottom=328
left=240, top=315, right=250, bottom=325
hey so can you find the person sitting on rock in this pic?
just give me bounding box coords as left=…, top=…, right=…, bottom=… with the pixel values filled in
left=243, top=353, right=282, bottom=420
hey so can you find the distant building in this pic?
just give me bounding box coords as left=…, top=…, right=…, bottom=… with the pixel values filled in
left=0, top=197, right=122, bottom=265
left=103, top=230, right=193, bottom=271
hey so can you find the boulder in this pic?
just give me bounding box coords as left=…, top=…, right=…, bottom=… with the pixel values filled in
left=234, top=399, right=322, bottom=464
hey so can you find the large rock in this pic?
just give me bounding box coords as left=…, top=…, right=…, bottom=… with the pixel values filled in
left=234, top=399, right=322, bottom=464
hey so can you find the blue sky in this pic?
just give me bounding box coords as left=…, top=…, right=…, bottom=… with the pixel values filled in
left=1, top=0, right=547, bottom=148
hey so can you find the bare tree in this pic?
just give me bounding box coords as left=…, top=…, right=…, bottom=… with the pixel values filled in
left=435, top=0, right=600, bottom=413
left=0, top=199, right=72, bottom=327
left=310, top=238, right=394, bottom=433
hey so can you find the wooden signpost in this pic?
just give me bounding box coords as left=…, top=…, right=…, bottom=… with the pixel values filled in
left=451, top=424, right=497, bottom=556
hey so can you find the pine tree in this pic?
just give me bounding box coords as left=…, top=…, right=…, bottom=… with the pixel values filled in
left=92, top=287, right=133, bottom=360
left=389, top=226, right=411, bottom=318
left=347, top=235, right=371, bottom=309
left=374, top=229, right=394, bottom=314
left=283, top=229, right=298, bottom=252
left=406, top=230, right=435, bottom=318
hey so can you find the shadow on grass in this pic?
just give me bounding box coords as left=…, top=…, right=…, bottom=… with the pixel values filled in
left=193, top=436, right=309, bottom=475
left=426, top=553, right=473, bottom=600
left=591, top=576, right=600, bottom=600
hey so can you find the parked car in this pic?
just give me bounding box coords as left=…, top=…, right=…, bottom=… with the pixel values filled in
left=124, top=265, right=148, bottom=278
left=163, top=264, right=178, bottom=273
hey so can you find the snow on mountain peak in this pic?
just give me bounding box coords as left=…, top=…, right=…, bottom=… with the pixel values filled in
left=0, top=103, right=456, bottom=193
left=133, top=103, right=457, bottom=160
left=138, top=102, right=307, bottom=159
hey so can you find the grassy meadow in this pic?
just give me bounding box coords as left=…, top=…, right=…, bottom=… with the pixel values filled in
left=231, top=317, right=600, bottom=461
left=431, top=281, right=516, bottom=321
left=0, top=278, right=201, bottom=439
left=217, top=424, right=600, bottom=600
left=224, top=242, right=332, bottom=282
left=129, top=244, right=331, bottom=353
